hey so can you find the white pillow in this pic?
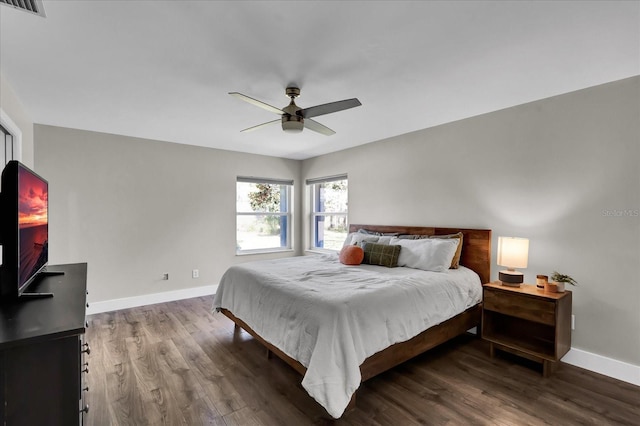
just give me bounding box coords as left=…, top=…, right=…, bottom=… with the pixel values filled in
left=342, top=232, right=357, bottom=247
left=389, top=237, right=459, bottom=272
left=342, top=233, right=395, bottom=247
left=349, top=233, right=380, bottom=247
left=376, top=235, right=394, bottom=245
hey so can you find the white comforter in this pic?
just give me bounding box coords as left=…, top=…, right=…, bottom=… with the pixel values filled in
left=212, top=254, right=482, bottom=418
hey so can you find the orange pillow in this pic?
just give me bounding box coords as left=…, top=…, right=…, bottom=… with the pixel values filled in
left=339, top=245, right=364, bottom=265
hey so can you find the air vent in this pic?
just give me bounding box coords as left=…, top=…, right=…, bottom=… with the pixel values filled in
left=0, top=0, right=46, bottom=18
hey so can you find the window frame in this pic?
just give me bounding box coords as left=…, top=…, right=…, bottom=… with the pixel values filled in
left=0, top=108, right=22, bottom=165
left=236, top=176, right=293, bottom=255
left=307, top=174, right=348, bottom=252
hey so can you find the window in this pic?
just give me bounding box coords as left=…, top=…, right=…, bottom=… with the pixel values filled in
left=308, top=175, right=348, bottom=251
left=0, top=116, right=18, bottom=266
left=1, top=108, right=21, bottom=165
left=236, top=177, right=293, bottom=253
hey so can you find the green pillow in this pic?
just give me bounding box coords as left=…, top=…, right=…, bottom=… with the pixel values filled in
left=362, top=242, right=401, bottom=268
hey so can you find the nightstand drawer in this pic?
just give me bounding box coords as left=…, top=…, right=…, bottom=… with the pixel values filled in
left=484, top=289, right=556, bottom=325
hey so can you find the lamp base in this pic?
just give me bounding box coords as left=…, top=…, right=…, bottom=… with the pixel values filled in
left=499, top=270, right=524, bottom=287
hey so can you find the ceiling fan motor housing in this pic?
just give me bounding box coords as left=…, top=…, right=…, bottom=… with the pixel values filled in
left=285, top=87, right=301, bottom=98
left=282, top=96, right=304, bottom=133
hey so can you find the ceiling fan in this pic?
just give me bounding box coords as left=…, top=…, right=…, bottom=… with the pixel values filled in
left=229, top=87, right=361, bottom=136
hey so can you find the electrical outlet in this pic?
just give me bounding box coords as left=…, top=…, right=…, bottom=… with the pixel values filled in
left=192, top=269, right=199, bottom=279
left=163, top=273, right=169, bottom=280
left=571, top=314, right=575, bottom=330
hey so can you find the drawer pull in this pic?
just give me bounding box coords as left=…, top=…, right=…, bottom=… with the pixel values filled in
left=83, top=386, right=89, bottom=392
left=81, top=363, right=89, bottom=374
left=80, top=404, right=90, bottom=414
left=81, top=343, right=91, bottom=355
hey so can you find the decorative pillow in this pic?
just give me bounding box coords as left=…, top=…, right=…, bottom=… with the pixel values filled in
left=389, top=237, right=459, bottom=272
left=362, top=242, right=401, bottom=267
left=357, top=229, right=400, bottom=237
left=344, top=230, right=400, bottom=246
left=430, top=232, right=463, bottom=269
left=358, top=229, right=379, bottom=235
left=349, top=233, right=380, bottom=247
left=339, top=245, right=364, bottom=265
left=397, top=234, right=430, bottom=240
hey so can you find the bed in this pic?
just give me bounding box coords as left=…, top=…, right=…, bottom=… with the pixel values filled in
left=212, top=225, right=491, bottom=418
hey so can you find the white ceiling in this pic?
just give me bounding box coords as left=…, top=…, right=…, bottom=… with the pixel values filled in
left=1, top=1, right=638, bottom=160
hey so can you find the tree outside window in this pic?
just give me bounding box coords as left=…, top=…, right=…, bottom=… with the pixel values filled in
left=236, top=178, right=292, bottom=253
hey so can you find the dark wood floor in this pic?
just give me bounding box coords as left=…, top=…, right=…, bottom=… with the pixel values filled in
left=85, top=296, right=639, bottom=425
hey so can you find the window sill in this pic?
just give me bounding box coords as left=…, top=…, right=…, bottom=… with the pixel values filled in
left=236, top=248, right=294, bottom=256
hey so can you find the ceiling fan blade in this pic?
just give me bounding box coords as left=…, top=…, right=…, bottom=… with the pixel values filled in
left=229, top=92, right=283, bottom=115
left=240, top=119, right=280, bottom=133
left=304, top=118, right=336, bottom=136
left=299, top=98, right=361, bottom=119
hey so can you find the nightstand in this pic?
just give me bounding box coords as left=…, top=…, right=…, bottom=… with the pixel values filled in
left=481, top=282, right=572, bottom=377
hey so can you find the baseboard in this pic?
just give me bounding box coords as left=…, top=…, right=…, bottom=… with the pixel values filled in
left=562, top=347, right=640, bottom=387
left=86, top=284, right=218, bottom=315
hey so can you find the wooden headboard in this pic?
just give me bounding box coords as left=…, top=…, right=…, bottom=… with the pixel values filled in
left=348, top=224, right=492, bottom=284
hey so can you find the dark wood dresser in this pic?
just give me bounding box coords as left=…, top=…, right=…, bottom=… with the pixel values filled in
left=0, top=263, right=89, bottom=425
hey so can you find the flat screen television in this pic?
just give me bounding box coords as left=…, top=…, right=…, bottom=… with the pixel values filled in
left=0, top=160, right=52, bottom=300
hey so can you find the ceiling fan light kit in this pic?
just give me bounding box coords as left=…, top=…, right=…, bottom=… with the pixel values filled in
left=230, top=87, right=361, bottom=136
left=282, top=115, right=304, bottom=133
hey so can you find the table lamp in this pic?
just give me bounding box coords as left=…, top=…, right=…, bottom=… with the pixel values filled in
left=497, top=236, right=529, bottom=287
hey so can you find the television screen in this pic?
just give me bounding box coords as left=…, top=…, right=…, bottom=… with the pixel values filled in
left=17, top=164, right=48, bottom=291
left=0, top=161, right=49, bottom=299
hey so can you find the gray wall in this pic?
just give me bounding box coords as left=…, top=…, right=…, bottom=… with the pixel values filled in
left=302, top=76, right=640, bottom=365
left=35, top=126, right=302, bottom=303
left=1, top=72, right=34, bottom=166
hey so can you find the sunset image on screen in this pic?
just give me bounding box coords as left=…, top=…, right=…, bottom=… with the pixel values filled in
left=18, top=167, right=48, bottom=229
left=17, top=165, right=49, bottom=288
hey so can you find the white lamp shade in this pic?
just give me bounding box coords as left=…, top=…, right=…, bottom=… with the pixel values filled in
left=497, top=236, right=529, bottom=269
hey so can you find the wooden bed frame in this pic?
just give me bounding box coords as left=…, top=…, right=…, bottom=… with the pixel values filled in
left=220, top=224, right=491, bottom=416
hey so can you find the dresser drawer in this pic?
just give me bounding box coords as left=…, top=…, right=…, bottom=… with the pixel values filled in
left=484, top=288, right=556, bottom=325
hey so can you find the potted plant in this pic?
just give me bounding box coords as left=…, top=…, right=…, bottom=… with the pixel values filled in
left=549, top=271, right=578, bottom=293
